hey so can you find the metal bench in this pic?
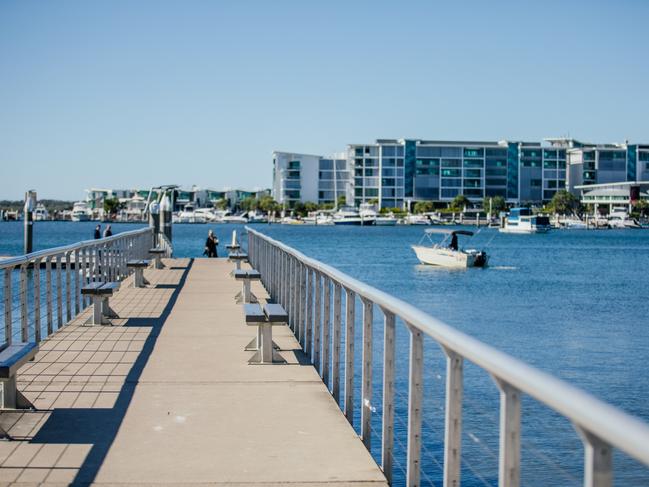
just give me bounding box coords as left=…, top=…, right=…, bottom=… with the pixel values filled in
left=149, top=247, right=166, bottom=269
left=126, top=259, right=150, bottom=288
left=244, top=303, right=286, bottom=365
left=228, top=251, right=248, bottom=272
left=0, top=342, right=38, bottom=410
left=233, top=269, right=261, bottom=304
left=81, top=282, right=120, bottom=325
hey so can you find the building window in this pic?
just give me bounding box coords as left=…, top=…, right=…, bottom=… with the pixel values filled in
left=464, top=148, right=484, bottom=158
left=289, top=161, right=300, bottom=169
left=531, top=179, right=542, bottom=187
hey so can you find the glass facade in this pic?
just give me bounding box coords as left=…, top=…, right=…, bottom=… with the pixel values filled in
left=507, top=143, right=519, bottom=200
left=404, top=140, right=416, bottom=198
left=627, top=145, right=637, bottom=181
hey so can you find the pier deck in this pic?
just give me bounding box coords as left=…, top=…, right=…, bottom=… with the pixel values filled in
left=0, top=258, right=387, bottom=486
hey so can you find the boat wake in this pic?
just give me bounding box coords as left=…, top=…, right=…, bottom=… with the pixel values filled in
left=490, top=265, right=517, bottom=270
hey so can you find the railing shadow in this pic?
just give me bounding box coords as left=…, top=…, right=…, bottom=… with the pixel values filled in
left=29, top=258, right=195, bottom=485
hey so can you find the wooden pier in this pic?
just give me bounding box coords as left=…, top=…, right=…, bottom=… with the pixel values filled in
left=0, top=258, right=387, bottom=486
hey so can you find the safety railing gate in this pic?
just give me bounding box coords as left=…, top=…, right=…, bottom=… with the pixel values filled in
left=246, top=227, right=649, bottom=487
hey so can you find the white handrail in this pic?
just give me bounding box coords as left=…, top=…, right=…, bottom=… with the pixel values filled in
left=0, top=227, right=152, bottom=270
left=246, top=226, right=649, bottom=486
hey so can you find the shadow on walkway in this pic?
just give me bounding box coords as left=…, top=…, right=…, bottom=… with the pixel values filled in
left=29, top=258, right=195, bottom=485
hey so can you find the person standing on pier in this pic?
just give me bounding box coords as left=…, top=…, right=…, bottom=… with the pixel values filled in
left=204, top=230, right=218, bottom=257
left=94, top=224, right=101, bottom=239
left=103, top=225, right=112, bottom=238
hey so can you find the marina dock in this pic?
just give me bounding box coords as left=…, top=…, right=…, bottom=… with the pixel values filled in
left=0, top=258, right=386, bottom=485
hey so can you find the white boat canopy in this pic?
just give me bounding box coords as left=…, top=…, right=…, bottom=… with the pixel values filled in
left=424, top=229, right=474, bottom=236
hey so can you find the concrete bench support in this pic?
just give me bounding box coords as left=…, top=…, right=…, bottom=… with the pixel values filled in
left=82, top=282, right=120, bottom=325
left=149, top=248, right=166, bottom=269
left=234, top=269, right=261, bottom=304
left=244, top=303, right=287, bottom=365
left=228, top=252, right=248, bottom=272
left=127, top=259, right=150, bottom=288
left=0, top=342, right=38, bottom=411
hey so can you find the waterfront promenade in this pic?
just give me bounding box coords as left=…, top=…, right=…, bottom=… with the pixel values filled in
left=0, top=258, right=387, bottom=485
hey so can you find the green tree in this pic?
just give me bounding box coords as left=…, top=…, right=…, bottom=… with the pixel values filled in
left=239, top=196, right=258, bottom=212
left=258, top=195, right=279, bottom=214
left=336, top=195, right=346, bottom=208
left=319, top=202, right=334, bottom=210
left=548, top=190, right=579, bottom=215
left=214, top=198, right=228, bottom=210
left=482, top=195, right=507, bottom=214
left=293, top=201, right=306, bottom=216
left=103, top=197, right=123, bottom=216
left=633, top=199, right=649, bottom=217
left=450, top=194, right=470, bottom=211
left=413, top=201, right=434, bottom=214
left=304, top=201, right=318, bottom=213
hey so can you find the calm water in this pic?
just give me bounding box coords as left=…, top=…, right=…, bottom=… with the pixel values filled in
left=1, top=221, right=648, bottom=486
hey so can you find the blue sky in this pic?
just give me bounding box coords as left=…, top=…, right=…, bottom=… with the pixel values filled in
left=1, top=0, right=647, bottom=200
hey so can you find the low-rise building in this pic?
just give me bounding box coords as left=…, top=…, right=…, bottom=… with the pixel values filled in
left=272, top=151, right=352, bottom=207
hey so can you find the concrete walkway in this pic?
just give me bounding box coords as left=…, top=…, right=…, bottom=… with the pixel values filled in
left=0, top=258, right=387, bottom=486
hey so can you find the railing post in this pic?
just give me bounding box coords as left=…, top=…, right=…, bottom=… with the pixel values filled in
left=322, top=277, right=331, bottom=386
left=314, top=271, right=322, bottom=372
left=332, top=282, right=342, bottom=403
left=575, top=428, right=612, bottom=487
left=4, top=267, right=12, bottom=345
left=65, top=250, right=72, bottom=322
left=56, top=254, right=63, bottom=329
left=34, top=258, right=42, bottom=343
left=494, top=378, right=521, bottom=487
left=344, top=288, right=355, bottom=425
left=74, top=248, right=81, bottom=314
left=305, top=267, right=313, bottom=356
left=298, top=262, right=305, bottom=347
left=361, top=297, right=373, bottom=450
left=20, top=263, right=28, bottom=342
left=381, top=308, right=396, bottom=484
left=45, top=256, right=53, bottom=334
left=442, top=347, right=464, bottom=487
left=406, top=324, right=423, bottom=487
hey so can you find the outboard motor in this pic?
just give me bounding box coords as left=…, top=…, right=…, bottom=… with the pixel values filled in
left=474, top=251, right=488, bottom=267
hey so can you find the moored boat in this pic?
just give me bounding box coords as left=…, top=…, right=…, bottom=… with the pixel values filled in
left=499, top=208, right=551, bottom=234
left=412, top=229, right=488, bottom=268
left=71, top=201, right=91, bottom=222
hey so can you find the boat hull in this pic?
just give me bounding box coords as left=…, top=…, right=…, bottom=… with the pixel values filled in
left=412, top=245, right=484, bottom=268
left=375, top=218, right=397, bottom=226
left=333, top=219, right=363, bottom=225
left=499, top=226, right=550, bottom=234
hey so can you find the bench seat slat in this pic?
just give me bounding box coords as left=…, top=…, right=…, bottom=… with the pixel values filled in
left=264, top=303, right=288, bottom=323
left=244, top=304, right=265, bottom=324
left=0, top=342, right=39, bottom=379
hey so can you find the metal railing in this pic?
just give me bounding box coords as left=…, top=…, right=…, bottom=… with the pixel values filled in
left=0, top=227, right=155, bottom=348
left=157, top=232, right=173, bottom=257
left=246, top=227, right=649, bottom=487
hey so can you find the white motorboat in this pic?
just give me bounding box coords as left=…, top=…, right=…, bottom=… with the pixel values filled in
left=607, top=210, right=640, bottom=229
left=559, top=217, right=588, bottom=229
left=221, top=213, right=248, bottom=224
left=412, top=229, right=488, bottom=268
left=358, top=203, right=377, bottom=226
left=405, top=214, right=431, bottom=225
left=71, top=201, right=91, bottom=222
left=246, top=210, right=268, bottom=224
left=333, top=207, right=363, bottom=225
left=375, top=214, right=398, bottom=226
left=174, top=204, right=207, bottom=223
left=499, top=208, right=551, bottom=234
left=33, top=203, right=50, bottom=221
